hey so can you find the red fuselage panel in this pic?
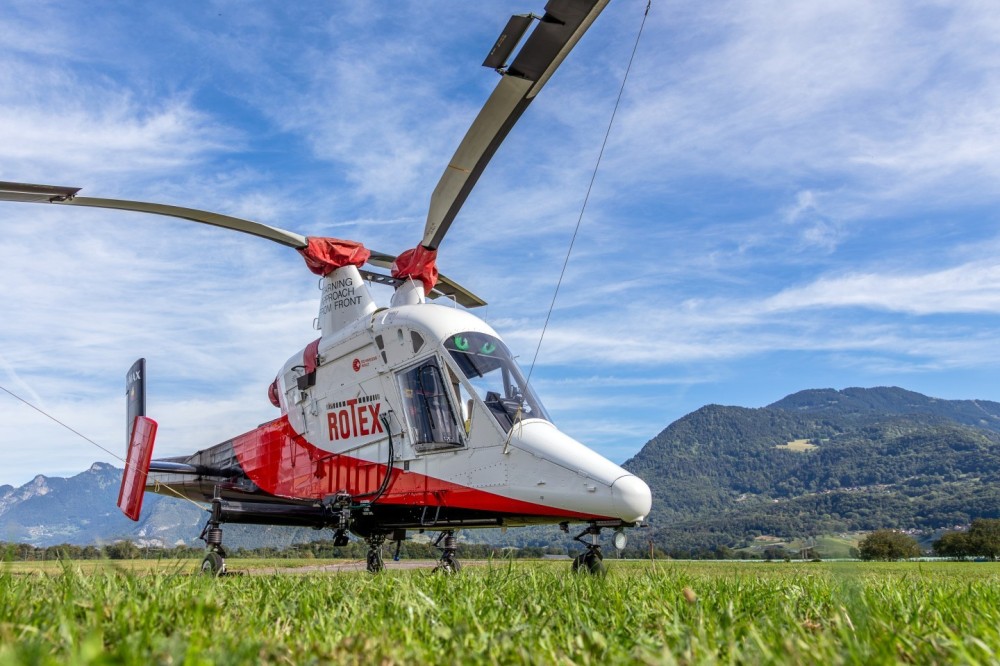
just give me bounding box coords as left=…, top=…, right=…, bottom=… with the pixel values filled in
left=231, top=417, right=600, bottom=520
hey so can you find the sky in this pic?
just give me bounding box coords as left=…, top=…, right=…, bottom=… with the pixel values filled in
left=1, top=0, right=999, bottom=487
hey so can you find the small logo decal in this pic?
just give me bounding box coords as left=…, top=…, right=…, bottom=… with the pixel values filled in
left=352, top=355, right=377, bottom=372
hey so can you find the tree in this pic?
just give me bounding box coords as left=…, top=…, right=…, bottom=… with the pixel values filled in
left=858, top=530, right=921, bottom=561
left=105, top=540, right=140, bottom=560
left=763, top=545, right=790, bottom=561
left=968, top=519, right=1000, bottom=560
left=933, top=531, right=974, bottom=560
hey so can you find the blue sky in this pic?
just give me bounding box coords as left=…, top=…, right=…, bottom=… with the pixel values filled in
left=2, top=1, right=999, bottom=487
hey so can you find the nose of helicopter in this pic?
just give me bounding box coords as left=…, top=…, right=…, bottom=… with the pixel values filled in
left=611, top=474, right=652, bottom=523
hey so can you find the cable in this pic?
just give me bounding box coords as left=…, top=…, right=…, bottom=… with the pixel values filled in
left=0, top=384, right=123, bottom=463
left=0, top=383, right=209, bottom=513
left=350, top=414, right=395, bottom=505
left=524, top=0, right=653, bottom=388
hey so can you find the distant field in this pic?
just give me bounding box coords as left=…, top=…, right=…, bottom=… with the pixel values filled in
left=2, top=559, right=999, bottom=664
left=775, top=438, right=819, bottom=451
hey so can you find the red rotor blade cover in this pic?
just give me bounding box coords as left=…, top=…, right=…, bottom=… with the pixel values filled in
left=117, top=415, right=158, bottom=521
left=391, top=245, right=439, bottom=292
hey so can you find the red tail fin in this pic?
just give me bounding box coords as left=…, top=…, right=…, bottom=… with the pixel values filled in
left=117, top=415, right=158, bottom=521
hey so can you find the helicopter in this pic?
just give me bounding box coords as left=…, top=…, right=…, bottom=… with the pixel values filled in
left=0, top=0, right=651, bottom=575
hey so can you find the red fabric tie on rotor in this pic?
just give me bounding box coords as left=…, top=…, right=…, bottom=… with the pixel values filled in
left=391, top=245, right=439, bottom=292
left=297, top=237, right=371, bottom=276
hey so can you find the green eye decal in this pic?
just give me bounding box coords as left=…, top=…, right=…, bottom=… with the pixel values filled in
left=453, top=336, right=470, bottom=351
left=480, top=342, right=496, bottom=354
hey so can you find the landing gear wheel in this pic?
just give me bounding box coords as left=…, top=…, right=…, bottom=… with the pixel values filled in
left=571, top=551, right=605, bottom=575
left=584, top=550, right=605, bottom=576
left=432, top=530, right=461, bottom=574
left=571, top=524, right=608, bottom=576
left=433, top=558, right=462, bottom=574
left=365, top=534, right=386, bottom=574
left=367, top=548, right=384, bottom=573
left=200, top=551, right=225, bottom=576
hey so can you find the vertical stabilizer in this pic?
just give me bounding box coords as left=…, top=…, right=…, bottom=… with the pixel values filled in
left=119, top=358, right=157, bottom=521
left=126, top=358, right=145, bottom=445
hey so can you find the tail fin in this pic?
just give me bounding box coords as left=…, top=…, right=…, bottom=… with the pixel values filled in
left=118, top=359, right=157, bottom=521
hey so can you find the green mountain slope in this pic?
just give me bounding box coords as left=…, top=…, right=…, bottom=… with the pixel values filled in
left=623, top=387, right=1000, bottom=551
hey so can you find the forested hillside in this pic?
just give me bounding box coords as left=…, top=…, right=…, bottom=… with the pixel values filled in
left=624, top=387, right=1000, bottom=551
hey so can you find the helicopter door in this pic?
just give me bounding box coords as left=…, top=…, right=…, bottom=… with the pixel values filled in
left=397, top=358, right=463, bottom=453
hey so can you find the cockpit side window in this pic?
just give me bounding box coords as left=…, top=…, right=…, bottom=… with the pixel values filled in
left=397, top=358, right=462, bottom=453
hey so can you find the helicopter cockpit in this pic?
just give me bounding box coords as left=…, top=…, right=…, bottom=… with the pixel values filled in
left=444, top=331, right=551, bottom=432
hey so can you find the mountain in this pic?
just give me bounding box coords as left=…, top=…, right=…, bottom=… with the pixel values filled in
left=0, top=463, right=197, bottom=547
left=623, top=386, right=1000, bottom=550
left=0, top=463, right=310, bottom=548
left=769, top=386, right=1000, bottom=432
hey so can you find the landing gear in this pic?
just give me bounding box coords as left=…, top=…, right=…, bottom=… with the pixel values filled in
left=365, top=534, right=386, bottom=574
left=571, top=524, right=607, bottom=576
left=432, top=530, right=461, bottom=574
left=200, top=550, right=225, bottom=576
left=198, top=490, right=227, bottom=576
left=571, top=550, right=604, bottom=575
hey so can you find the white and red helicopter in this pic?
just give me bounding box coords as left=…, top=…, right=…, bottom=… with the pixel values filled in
left=0, top=0, right=651, bottom=575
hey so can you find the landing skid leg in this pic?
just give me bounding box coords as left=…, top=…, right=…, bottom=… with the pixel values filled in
left=366, top=534, right=386, bottom=574
left=432, top=530, right=461, bottom=574
left=198, top=492, right=227, bottom=576
left=571, top=525, right=606, bottom=576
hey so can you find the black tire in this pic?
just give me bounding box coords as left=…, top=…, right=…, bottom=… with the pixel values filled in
left=200, top=551, right=225, bottom=576
left=572, top=552, right=606, bottom=576
left=584, top=551, right=606, bottom=576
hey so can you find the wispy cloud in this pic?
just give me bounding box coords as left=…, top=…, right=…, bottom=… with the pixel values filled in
left=763, top=261, right=1000, bottom=315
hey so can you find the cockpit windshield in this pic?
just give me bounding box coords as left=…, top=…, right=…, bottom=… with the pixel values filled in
left=444, top=331, right=551, bottom=431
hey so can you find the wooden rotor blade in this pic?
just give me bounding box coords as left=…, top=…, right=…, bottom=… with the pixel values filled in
left=0, top=181, right=308, bottom=248
left=422, top=0, right=610, bottom=251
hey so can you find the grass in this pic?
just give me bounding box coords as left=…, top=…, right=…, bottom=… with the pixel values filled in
left=1, top=559, right=999, bottom=664
left=0, top=558, right=339, bottom=575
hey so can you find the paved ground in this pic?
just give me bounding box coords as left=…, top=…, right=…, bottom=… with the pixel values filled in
left=234, top=559, right=455, bottom=575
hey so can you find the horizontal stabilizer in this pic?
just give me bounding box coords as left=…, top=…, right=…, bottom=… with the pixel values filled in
left=117, top=415, right=158, bottom=521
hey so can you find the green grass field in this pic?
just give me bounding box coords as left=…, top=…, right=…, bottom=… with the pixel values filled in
left=2, top=559, right=999, bottom=664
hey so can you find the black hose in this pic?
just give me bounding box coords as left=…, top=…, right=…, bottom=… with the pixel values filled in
left=351, top=414, right=394, bottom=506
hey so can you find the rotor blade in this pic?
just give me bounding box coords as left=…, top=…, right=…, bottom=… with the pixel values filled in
left=422, top=0, right=610, bottom=251
left=0, top=181, right=307, bottom=248
left=0, top=181, right=486, bottom=304
left=432, top=273, right=488, bottom=308
left=366, top=250, right=396, bottom=270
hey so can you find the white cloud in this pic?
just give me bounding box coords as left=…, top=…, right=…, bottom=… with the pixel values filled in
left=763, top=261, right=1000, bottom=315
left=0, top=66, right=234, bottom=181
